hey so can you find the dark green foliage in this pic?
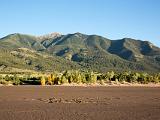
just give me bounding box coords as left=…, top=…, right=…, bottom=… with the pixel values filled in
left=20, top=77, right=41, bottom=85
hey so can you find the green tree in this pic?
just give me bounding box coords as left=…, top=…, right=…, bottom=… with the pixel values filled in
left=90, top=72, right=97, bottom=83
left=4, top=75, right=12, bottom=81
left=13, top=75, right=21, bottom=85
left=85, top=72, right=97, bottom=83
left=81, top=73, right=87, bottom=83
left=106, top=71, right=114, bottom=81
left=131, top=72, right=140, bottom=83
left=60, top=75, right=68, bottom=84
left=0, top=75, right=6, bottom=84
left=152, top=73, right=160, bottom=83
left=138, top=73, right=149, bottom=84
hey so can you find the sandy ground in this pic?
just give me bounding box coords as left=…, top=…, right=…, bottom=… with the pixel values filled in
left=0, top=86, right=160, bottom=120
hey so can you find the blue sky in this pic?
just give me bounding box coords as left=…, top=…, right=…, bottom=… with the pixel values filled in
left=0, top=0, right=160, bottom=47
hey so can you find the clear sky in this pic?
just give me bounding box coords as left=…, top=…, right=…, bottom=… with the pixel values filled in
left=0, top=0, right=160, bottom=47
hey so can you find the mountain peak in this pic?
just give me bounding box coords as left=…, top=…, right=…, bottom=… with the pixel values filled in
left=74, top=32, right=82, bottom=35
left=37, top=32, right=62, bottom=40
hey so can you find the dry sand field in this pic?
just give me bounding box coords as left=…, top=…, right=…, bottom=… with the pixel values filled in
left=0, top=86, right=160, bottom=120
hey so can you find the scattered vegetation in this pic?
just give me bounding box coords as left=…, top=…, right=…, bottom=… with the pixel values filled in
left=0, top=70, right=160, bottom=85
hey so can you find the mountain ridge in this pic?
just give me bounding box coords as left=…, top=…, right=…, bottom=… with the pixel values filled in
left=0, top=32, right=160, bottom=73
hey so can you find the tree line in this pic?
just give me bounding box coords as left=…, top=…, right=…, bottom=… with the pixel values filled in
left=0, top=70, right=160, bottom=85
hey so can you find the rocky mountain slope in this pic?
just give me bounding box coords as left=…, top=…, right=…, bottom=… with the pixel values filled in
left=0, top=33, right=160, bottom=73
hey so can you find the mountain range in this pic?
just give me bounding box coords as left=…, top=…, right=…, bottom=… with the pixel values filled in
left=0, top=32, right=160, bottom=73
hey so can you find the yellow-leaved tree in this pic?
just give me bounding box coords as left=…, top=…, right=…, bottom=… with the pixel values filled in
left=41, top=76, right=46, bottom=85
left=47, top=75, right=52, bottom=85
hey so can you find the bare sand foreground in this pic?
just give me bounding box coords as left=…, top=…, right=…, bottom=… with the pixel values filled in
left=0, top=86, right=160, bottom=120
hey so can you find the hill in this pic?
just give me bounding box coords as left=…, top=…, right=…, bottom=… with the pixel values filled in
left=0, top=33, right=160, bottom=73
